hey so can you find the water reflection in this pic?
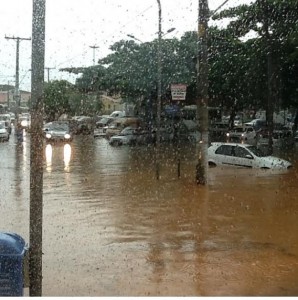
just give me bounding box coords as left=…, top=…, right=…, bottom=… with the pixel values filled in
left=45, top=144, right=52, bottom=172
left=63, top=143, right=71, bottom=171
left=2, top=136, right=298, bottom=296
left=44, top=142, right=72, bottom=173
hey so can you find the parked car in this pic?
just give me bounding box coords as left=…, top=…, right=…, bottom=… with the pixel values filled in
left=105, top=117, right=143, bottom=139
left=208, top=142, right=292, bottom=169
left=175, top=119, right=200, bottom=142
left=109, top=111, right=126, bottom=118
left=43, top=121, right=73, bottom=143
left=244, top=119, right=267, bottom=131
left=226, top=126, right=256, bottom=143
left=109, top=126, right=153, bottom=146
left=96, top=116, right=115, bottom=129
left=0, top=122, right=9, bottom=142
left=109, top=126, right=137, bottom=146
left=257, top=128, right=295, bottom=148
left=209, top=122, right=230, bottom=142
left=76, top=116, right=94, bottom=135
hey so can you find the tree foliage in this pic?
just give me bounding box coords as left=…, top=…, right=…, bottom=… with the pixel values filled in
left=73, top=0, right=298, bottom=118
left=44, top=80, right=74, bottom=121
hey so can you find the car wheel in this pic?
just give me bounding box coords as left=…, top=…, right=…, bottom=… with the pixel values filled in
left=208, top=161, right=217, bottom=167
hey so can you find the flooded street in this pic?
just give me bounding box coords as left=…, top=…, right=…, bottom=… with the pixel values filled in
left=1, top=131, right=298, bottom=296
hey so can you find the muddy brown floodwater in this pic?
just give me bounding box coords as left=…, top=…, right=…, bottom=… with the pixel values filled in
left=1, top=131, right=298, bottom=296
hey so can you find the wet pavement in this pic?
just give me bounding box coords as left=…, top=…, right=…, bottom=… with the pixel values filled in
left=1, top=130, right=298, bottom=296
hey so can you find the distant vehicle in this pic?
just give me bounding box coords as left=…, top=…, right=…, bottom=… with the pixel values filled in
left=109, top=126, right=137, bottom=146
left=175, top=120, right=199, bottom=142
left=96, top=116, right=115, bottom=128
left=208, top=142, right=292, bottom=169
left=0, top=122, right=9, bottom=142
left=75, top=116, right=94, bottom=135
left=105, top=117, right=142, bottom=139
left=257, top=128, right=295, bottom=148
left=109, top=111, right=126, bottom=118
left=19, top=115, right=31, bottom=130
left=43, top=121, right=73, bottom=143
left=109, top=126, right=153, bottom=146
left=9, top=113, right=15, bottom=125
left=0, top=114, right=12, bottom=134
left=244, top=119, right=267, bottom=131
left=226, top=126, right=256, bottom=143
left=209, top=122, right=230, bottom=142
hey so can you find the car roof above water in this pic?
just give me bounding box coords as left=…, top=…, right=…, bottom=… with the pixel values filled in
left=210, top=142, right=251, bottom=147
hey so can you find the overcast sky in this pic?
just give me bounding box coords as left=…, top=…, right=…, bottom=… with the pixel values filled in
left=0, top=0, right=253, bottom=91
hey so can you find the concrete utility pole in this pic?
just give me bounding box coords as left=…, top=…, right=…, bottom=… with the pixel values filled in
left=89, top=45, right=99, bottom=66
left=156, top=0, right=162, bottom=180
left=7, top=80, right=13, bottom=110
left=45, top=67, right=55, bottom=82
left=262, top=0, right=274, bottom=155
left=196, top=0, right=209, bottom=185
left=5, top=36, right=31, bottom=121
left=30, top=0, right=45, bottom=296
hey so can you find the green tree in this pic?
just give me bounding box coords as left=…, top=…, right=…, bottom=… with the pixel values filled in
left=212, top=0, right=298, bottom=110
left=44, top=80, right=74, bottom=121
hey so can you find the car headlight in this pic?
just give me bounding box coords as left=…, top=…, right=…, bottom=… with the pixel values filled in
left=46, top=133, right=52, bottom=139
left=64, top=133, right=71, bottom=139
left=226, top=133, right=230, bottom=137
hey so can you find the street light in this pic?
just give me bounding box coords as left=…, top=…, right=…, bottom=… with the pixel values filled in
left=127, top=2, right=174, bottom=180
left=127, top=34, right=143, bottom=43
left=162, top=27, right=175, bottom=36
left=89, top=45, right=99, bottom=66
left=127, top=27, right=175, bottom=43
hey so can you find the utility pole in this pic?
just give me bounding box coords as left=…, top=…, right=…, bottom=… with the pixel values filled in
left=30, top=0, right=45, bottom=296
left=156, top=0, right=162, bottom=180
left=5, top=35, right=31, bottom=122
left=7, top=80, right=13, bottom=110
left=89, top=45, right=99, bottom=66
left=262, top=0, right=274, bottom=154
left=45, top=67, right=55, bottom=82
left=196, top=0, right=209, bottom=185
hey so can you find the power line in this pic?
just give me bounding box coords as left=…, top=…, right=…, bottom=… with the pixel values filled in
left=56, top=5, right=153, bottom=68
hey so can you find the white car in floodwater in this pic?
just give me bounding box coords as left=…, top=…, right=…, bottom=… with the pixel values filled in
left=208, top=142, right=292, bottom=170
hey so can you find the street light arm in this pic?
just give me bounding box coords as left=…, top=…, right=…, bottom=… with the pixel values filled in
left=127, top=34, right=143, bottom=43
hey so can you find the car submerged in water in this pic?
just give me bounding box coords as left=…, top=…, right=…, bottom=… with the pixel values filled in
left=43, top=121, right=73, bottom=143
left=208, top=142, right=292, bottom=170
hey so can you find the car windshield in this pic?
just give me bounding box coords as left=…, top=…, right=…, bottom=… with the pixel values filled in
left=246, top=145, right=267, bottom=157
left=233, top=128, right=244, bottom=133
left=50, top=123, right=69, bottom=131
left=120, top=127, right=134, bottom=135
